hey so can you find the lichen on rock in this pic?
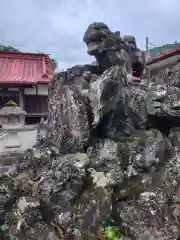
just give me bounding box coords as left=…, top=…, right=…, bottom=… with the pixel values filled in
left=2, top=22, right=180, bottom=240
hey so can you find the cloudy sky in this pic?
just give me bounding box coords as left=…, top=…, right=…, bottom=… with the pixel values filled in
left=0, top=0, right=180, bottom=69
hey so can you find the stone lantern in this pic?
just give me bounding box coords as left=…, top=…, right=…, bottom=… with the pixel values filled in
left=0, top=100, right=26, bottom=126
left=0, top=100, right=26, bottom=150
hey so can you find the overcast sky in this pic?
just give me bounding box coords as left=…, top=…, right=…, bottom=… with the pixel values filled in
left=0, top=0, right=180, bottom=69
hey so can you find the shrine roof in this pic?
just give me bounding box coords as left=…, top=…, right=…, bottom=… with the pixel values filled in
left=0, top=51, right=55, bottom=84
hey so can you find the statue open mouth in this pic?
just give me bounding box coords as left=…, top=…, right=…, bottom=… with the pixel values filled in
left=86, top=42, right=100, bottom=55
left=83, top=22, right=145, bottom=78
left=83, top=22, right=112, bottom=55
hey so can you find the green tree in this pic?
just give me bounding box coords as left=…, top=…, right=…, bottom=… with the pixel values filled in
left=149, top=42, right=180, bottom=58
left=0, top=43, right=20, bottom=52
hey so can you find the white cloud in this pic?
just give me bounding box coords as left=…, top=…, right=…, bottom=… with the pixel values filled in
left=0, top=0, right=180, bottom=68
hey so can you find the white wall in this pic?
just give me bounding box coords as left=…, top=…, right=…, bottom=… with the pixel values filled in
left=37, top=84, right=48, bottom=95
left=0, top=128, right=37, bottom=154
left=24, top=85, right=36, bottom=95
left=24, top=84, right=48, bottom=96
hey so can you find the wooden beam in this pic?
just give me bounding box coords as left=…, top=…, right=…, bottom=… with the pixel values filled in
left=0, top=92, right=20, bottom=96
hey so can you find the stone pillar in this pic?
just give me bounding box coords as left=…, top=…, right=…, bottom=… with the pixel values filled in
left=4, top=130, right=22, bottom=149
left=19, top=94, right=24, bottom=110
left=18, top=95, right=25, bottom=125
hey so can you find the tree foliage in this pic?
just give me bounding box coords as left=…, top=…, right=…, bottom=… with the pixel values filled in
left=149, top=42, right=180, bottom=58
left=0, top=43, right=20, bottom=52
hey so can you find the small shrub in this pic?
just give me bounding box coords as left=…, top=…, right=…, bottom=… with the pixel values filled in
left=102, top=226, right=121, bottom=239
left=102, top=226, right=130, bottom=240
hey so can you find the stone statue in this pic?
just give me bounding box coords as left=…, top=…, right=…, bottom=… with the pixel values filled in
left=83, top=22, right=132, bottom=74
left=123, top=35, right=145, bottom=77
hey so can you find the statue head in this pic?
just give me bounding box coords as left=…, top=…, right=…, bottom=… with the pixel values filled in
left=84, top=22, right=131, bottom=72
left=122, top=35, right=145, bottom=77
left=83, top=22, right=112, bottom=56
left=123, top=35, right=137, bottom=48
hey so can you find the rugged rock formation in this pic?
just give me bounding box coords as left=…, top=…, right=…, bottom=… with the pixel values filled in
left=150, top=62, right=180, bottom=87
left=1, top=22, right=180, bottom=240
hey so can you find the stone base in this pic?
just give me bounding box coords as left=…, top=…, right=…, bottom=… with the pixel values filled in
left=4, top=131, right=22, bottom=149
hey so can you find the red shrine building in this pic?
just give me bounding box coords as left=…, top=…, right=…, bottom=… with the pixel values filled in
left=147, top=47, right=180, bottom=76
left=0, top=51, right=55, bottom=123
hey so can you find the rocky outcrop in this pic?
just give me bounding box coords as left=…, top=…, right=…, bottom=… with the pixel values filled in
left=150, top=62, right=180, bottom=87
left=83, top=22, right=144, bottom=78
left=1, top=22, right=180, bottom=240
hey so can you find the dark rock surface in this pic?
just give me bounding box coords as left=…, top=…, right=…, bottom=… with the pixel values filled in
left=1, top=22, right=180, bottom=240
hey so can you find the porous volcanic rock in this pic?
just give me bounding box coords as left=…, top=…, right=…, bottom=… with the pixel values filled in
left=1, top=22, right=180, bottom=240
